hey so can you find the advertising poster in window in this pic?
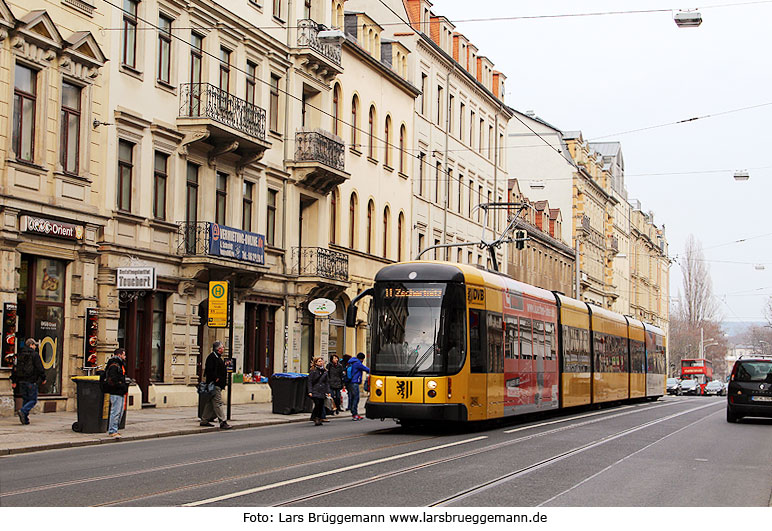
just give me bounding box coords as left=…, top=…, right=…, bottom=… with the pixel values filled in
left=36, top=259, right=64, bottom=303
left=35, top=305, right=63, bottom=395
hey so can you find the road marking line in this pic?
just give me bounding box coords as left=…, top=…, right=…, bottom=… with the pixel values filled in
left=181, top=435, right=488, bottom=506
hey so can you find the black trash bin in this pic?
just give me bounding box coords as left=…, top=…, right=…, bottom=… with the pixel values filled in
left=71, top=376, right=126, bottom=433
left=269, top=373, right=311, bottom=414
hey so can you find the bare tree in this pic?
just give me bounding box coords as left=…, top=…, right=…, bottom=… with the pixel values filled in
left=678, top=234, right=720, bottom=327
left=764, top=298, right=772, bottom=327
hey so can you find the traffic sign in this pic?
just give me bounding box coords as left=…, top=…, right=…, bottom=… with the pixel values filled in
left=208, top=281, right=229, bottom=328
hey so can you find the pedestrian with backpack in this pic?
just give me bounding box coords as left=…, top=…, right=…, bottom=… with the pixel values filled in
left=10, top=338, right=45, bottom=425
left=346, top=353, right=370, bottom=420
left=103, top=348, right=128, bottom=438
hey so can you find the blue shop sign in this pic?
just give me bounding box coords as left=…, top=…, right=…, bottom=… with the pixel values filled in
left=208, top=223, right=265, bottom=264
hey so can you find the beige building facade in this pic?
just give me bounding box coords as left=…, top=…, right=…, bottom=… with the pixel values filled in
left=0, top=0, right=108, bottom=415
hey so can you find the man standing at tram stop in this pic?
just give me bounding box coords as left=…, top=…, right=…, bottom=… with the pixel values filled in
left=11, top=338, right=46, bottom=425
left=201, top=341, right=232, bottom=430
left=104, top=348, right=128, bottom=438
left=347, top=353, right=370, bottom=421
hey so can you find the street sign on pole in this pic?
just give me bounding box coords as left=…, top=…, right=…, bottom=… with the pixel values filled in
left=208, top=281, right=229, bottom=328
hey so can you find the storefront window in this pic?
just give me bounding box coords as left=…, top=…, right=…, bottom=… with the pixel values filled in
left=36, top=259, right=64, bottom=303
left=151, top=294, right=165, bottom=381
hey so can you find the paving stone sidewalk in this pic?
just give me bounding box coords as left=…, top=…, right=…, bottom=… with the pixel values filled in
left=0, top=402, right=311, bottom=456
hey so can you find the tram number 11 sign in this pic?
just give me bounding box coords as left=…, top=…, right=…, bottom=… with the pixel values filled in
left=208, top=281, right=229, bottom=328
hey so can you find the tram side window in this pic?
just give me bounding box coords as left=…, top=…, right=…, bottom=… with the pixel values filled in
left=631, top=340, right=645, bottom=373
left=594, top=332, right=606, bottom=372
left=545, top=322, right=555, bottom=360
left=534, top=320, right=544, bottom=360
left=469, top=309, right=487, bottom=373
left=519, top=317, right=532, bottom=359
left=487, top=312, right=503, bottom=373
left=504, top=316, right=518, bottom=359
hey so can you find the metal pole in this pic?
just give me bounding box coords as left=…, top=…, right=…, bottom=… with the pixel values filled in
left=227, top=280, right=233, bottom=421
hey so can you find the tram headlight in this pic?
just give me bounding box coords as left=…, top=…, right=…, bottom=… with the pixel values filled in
left=427, top=390, right=437, bottom=398
left=375, top=379, right=384, bottom=389
left=427, top=380, right=437, bottom=390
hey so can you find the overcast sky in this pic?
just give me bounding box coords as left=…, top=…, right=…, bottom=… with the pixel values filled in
left=436, top=0, right=772, bottom=322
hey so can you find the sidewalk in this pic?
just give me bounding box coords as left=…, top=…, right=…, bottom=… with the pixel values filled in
left=0, top=402, right=313, bottom=456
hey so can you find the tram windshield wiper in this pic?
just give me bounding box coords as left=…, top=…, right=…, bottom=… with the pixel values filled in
left=406, top=343, right=438, bottom=377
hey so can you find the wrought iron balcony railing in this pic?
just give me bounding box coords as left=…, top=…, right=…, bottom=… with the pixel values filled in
left=179, top=83, right=266, bottom=141
left=292, top=247, right=349, bottom=281
left=610, top=236, right=619, bottom=253
left=297, top=19, right=342, bottom=66
left=581, top=215, right=591, bottom=232
left=177, top=221, right=210, bottom=256
left=295, top=130, right=345, bottom=171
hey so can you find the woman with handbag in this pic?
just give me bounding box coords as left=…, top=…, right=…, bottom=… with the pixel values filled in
left=326, top=355, right=345, bottom=415
left=308, top=357, right=331, bottom=426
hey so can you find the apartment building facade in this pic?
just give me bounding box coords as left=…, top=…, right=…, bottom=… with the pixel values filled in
left=629, top=201, right=670, bottom=329
left=0, top=0, right=108, bottom=415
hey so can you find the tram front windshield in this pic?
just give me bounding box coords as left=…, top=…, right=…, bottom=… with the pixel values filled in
left=372, top=282, right=466, bottom=376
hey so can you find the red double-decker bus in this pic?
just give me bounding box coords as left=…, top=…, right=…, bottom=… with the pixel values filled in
left=681, top=358, right=714, bottom=394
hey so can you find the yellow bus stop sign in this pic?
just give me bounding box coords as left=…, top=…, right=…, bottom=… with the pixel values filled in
left=208, top=281, right=229, bottom=328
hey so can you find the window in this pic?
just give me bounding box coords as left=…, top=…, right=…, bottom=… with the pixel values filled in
left=459, top=102, right=465, bottom=142
left=489, top=124, right=494, bottom=159
left=332, top=84, right=340, bottom=136
left=366, top=200, right=374, bottom=254
left=418, top=152, right=425, bottom=197
left=436, top=85, right=443, bottom=125
left=434, top=238, right=441, bottom=260
left=153, top=151, right=168, bottom=219
left=382, top=207, right=390, bottom=258
left=60, top=82, right=81, bottom=174
left=122, top=0, right=139, bottom=68
left=117, top=140, right=134, bottom=211
left=469, top=110, right=475, bottom=149
left=269, top=75, right=280, bottom=132
left=468, top=179, right=473, bottom=217
left=478, top=185, right=483, bottom=222
left=368, top=106, right=375, bottom=158
left=447, top=169, right=453, bottom=208
left=351, top=95, right=358, bottom=146
left=384, top=116, right=391, bottom=166
left=349, top=193, right=357, bottom=248
left=479, top=118, right=484, bottom=153
left=420, top=73, right=427, bottom=115
left=273, top=0, right=282, bottom=19
left=457, top=174, right=463, bottom=214
left=189, top=33, right=203, bottom=115
left=399, top=125, right=406, bottom=174
left=435, top=162, right=441, bottom=203
left=242, top=181, right=253, bottom=231
left=157, top=14, right=172, bottom=83
left=448, top=94, right=454, bottom=132
left=266, top=189, right=277, bottom=245
left=418, top=233, right=424, bottom=256
left=397, top=212, right=404, bottom=262
left=13, top=64, right=37, bottom=162
left=246, top=61, right=257, bottom=104
left=186, top=163, right=199, bottom=224
left=520, top=317, right=532, bottom=359
left=219, top=47, right=231, bottom=92
left=330, top=189, right=337, bottom=244
left=216, top=172, right=228, bottom=225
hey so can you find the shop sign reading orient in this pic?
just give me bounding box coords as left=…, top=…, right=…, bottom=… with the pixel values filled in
left=21, top=215, right=84, bottom=241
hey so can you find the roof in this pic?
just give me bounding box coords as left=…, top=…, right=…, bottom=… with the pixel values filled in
left=588, top=142, right=621, bottom=158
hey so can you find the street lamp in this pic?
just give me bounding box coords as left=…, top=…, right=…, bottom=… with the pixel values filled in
left=674, top=10, right=702, bottom=28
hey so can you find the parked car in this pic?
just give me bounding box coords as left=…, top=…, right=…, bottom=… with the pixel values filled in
left=726, top=356, right=772, bottom=423
left=666, top=378, right=682, bottom=395
left=704, top=380, right=725, bottom=396
left=679, top=379, right=700, bottom=395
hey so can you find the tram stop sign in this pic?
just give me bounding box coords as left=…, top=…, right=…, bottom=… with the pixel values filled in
left=208, top=281, right=229, bottom=328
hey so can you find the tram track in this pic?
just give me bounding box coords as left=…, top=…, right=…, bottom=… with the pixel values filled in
left=265, top=400, right=719, bottom=507
left=0, top=429, right=403, bottom=500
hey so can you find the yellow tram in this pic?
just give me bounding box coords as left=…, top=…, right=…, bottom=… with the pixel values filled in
left=346, top=261, right=666, bottom=423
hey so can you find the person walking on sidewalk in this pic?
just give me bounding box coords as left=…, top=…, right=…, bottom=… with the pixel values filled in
left=347, top=353, right=370, bottom=421
left=326, top=355, right=345, bottom=415
left=200, top=341, right=231, bottom=430
left=10, top=338, right=45, bottom=425
left=104, top=348, right=128, bottom=437
left=308, top=357, right=331, bottom=426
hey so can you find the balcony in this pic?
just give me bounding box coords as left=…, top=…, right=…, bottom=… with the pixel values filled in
left=177, top=221, right=268, bottom=287
left=178, top=83, right=271, bottom=169
left=292, top=246, right=350, bottom=300
left=290, top=129, right=349, bottom=195
left=610, top=236, right=619, bottom=254
left=580, top=214, right=591, bottom=232
left=294, top=19, right=343, bottom=82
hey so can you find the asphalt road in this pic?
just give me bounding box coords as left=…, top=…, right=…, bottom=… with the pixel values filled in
left=1, top=396, right=770, bottom=507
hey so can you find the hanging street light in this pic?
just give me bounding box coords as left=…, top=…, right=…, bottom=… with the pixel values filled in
left=674, top=10, right=703, bottom=28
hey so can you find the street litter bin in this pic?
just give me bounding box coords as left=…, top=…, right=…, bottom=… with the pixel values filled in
left=269, top=373, right=312, bottom=414
left=71, top=376, right=126, bottom=433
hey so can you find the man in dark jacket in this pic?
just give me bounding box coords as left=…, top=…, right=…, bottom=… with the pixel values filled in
left=347, top=353, right=370, bottom=420
left=104, top=348, right=128, bottom=437
left=201, top=341, right=231, bottom=429
left=326, top=355, right=345, bottom=415
left=10, top=338, right=45, bottom=425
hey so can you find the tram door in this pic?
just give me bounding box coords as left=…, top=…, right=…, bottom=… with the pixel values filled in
left=468, top=309, right=488, bottom=421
